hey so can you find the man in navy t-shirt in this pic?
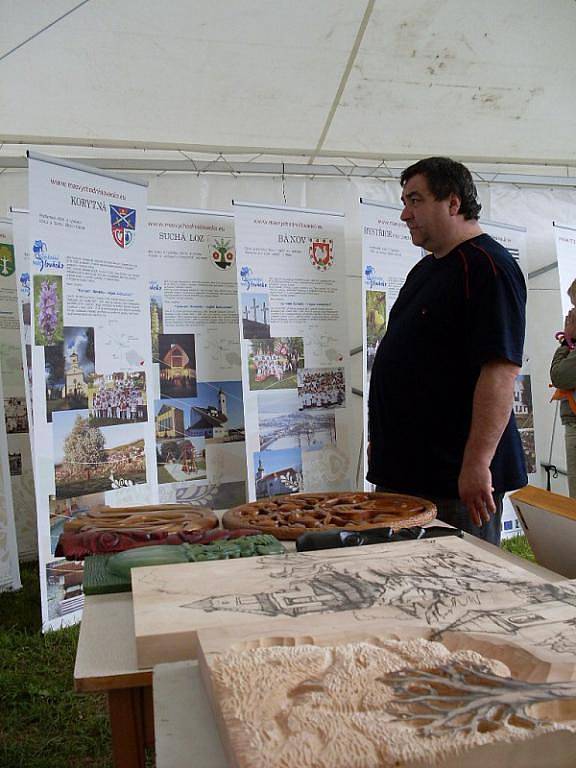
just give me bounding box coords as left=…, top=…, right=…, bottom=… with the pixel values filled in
left=367, top=157, right=527, bottom=544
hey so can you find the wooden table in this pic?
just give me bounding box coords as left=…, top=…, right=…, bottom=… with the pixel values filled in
left=74, top=534, right=564, bottom=768
left=74, top=591, right=154, bottom=768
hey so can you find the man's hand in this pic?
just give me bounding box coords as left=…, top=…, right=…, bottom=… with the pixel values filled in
left=458, top=461, right=495, bottom=527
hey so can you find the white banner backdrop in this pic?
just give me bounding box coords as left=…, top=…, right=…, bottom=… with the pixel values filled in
left=234, top=201, right=352, bottom=500
left=481, top=219, right=534, bottom=539
left=28, top=153, right=153, bottom=630
left=0, top=347, right=21, bottom=590
left=147, top=206, right=246, bottom=509
left=359, top=200, right=423, bottom=488
left=554, top=223, right=576, bottom=316
left=0, top=215, right=37, bottom=560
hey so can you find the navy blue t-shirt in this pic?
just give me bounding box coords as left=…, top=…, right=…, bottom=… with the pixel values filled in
left=367, top=233, right=527, bottom=497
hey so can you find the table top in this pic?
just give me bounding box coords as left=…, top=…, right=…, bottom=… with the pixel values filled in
left=153, top=661, right=227, bottom=768
left=74, top=590, right=152, bottom=692
left=74, top=532, right=563, bottom=693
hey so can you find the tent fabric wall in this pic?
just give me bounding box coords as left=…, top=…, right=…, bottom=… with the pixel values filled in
left=1, top=169, right=573, bottom=493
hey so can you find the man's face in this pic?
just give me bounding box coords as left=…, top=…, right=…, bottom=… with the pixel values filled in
left=400, top=173, right=458, bottom=254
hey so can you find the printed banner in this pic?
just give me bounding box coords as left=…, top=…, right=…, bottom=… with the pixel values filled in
left=1, top=215, right=37, bottom=560
left=234, top=201, right=352, bottom=500
left=147, top=206, right=246, bottom=510
left=360, top=200, right=422, bottom=488
left=0, top=349, right=21, bottom=590
left=554, top=223, right=576, bottom=317
left=482, top=220, right=533, bottom=539
left=28, top=153, right=153, bottom=630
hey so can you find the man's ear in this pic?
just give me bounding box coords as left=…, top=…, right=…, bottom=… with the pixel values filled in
left=448, top=193, right=461, bottom=216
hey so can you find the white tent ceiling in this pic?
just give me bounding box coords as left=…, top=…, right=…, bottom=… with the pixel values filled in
left=0, top=0, right=575, bottom=174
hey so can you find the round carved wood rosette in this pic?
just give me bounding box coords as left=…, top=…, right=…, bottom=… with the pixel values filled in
left=222, top=491, right=436, bottom=540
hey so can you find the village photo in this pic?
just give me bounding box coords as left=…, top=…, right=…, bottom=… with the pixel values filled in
left=297, top=366, right=346, bottom=409
left=366, top=290, right=386, bottom=373
left=155, top=380, right=244, bottom=443
left=248, top=337, right=304, bottom=391
left=45, top=327, right=95, bottom=421
left=53, top=410, right=147, bottom=498
left=158, top=333, right=197, bottom=399
left=258, top=391, right=337, bottom=453
left=253, top=446, right=303, bottom=499
left=156, top=435, right=206, bottom=484
left=241, top=292, right=271, bottom=339
left=88, top=371, right=147, bottom=426
left=4, top=397, right=29, bottom=434
left=33, top=274, right=64, bottom=346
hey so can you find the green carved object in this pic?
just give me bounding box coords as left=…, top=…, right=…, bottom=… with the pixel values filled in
left=83, top=534, right=285, bottom=595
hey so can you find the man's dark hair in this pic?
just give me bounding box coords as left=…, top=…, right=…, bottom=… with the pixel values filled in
left=400, top=157, right=482, bottom=220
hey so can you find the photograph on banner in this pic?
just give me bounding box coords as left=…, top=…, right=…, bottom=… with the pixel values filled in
left=9, top=451, right=22, bottom=475
left=45, top=558, right=84, bottom=622
left=53, top=410, right=147, bottom=499
left=158, top=332, right=197, bottom=399
left=257, top=390, right=338, bottom=473
left=154, top=381, right=244, bottom=441
left=156, top=433, right=207, bottom=484
left=45, top=326, right=95, bottom=421
left=247, top=337, right=304, bottom=390
left=4, top=397, right=29, bottom=434
left=366, top=290, right=387, bottom=373
left=241, top=292, right=271, bottom=339
left=234, top=202, right=352, bottom=500
left=150, top=288, right=163, bottom=359
left=514, top=374, right=536, bottom=474
left=33, top=274, right=64, bottom=346
left=297, top=366, right=346, bottom=410
left=88, top=371, right=147, bottom=426
left=253, top=446, right=304, bottom=499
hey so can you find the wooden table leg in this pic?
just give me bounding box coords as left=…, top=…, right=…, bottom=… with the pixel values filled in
left=108, top=688, right=149, bottom=768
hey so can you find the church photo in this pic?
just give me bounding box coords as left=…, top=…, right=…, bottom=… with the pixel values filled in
left=158, top=333, right=197, bottom=399
left=45, top=327, right=95, bottom=421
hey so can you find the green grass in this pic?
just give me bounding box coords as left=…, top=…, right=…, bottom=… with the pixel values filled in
left=500, top=534, right=536, bottom=563
left=0, top=562, right=116, bottom=768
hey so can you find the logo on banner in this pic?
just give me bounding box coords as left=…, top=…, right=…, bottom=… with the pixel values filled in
left=0, top=244, right=15, bottom=277
left=210, top=238, right=235, bottom=271
left=364, top=265, right=387, bottom=290
left=240, top=265, right=267, bottom=291
left=20, top=272, right=31, bottom=296
left=309, top=239, right=334, bottom=271
left=110, top=206, right=136, bottom=248
left=32, top=240, right=64, bottom=272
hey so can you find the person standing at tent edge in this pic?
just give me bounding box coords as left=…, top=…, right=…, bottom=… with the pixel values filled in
left=367, top=157, right=527, bottom=545
left=550, top=278, right=576, bottom=498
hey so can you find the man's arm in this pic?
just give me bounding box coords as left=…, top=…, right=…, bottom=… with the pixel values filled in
left=458, top=359, right=520, bottom=527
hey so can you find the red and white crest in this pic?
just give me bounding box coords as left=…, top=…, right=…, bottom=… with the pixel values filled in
left=309, top=239, right=334, bottom=270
